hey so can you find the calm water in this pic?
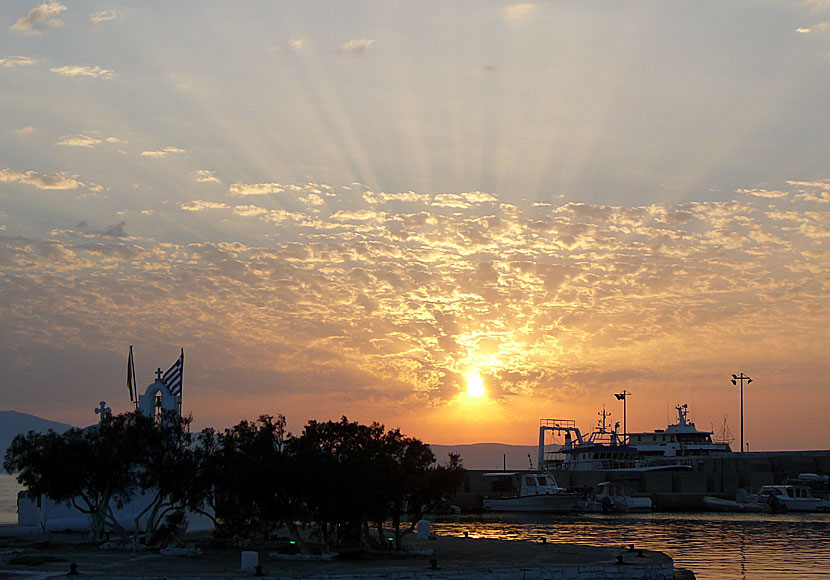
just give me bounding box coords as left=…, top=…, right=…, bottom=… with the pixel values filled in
left=0, top=473, right=24, bottom=525
left=2, top=473, right=829, bottom=579
left=433, top=512, right=830, bottom=580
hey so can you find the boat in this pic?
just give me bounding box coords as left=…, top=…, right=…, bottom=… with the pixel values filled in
left=482, top=471, right=578, bottom=513
left=757, top=484, right=825, bottom=512
left=538, top=408, right=641, bottom=472
left=626, top=404, right=732, bottom=462
left=577, top=481, right=653, bottom=513
left=702, top=489, right=766, bottom=513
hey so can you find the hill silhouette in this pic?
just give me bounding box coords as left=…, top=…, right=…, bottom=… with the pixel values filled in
left=0, top=410, right=74, bottom=461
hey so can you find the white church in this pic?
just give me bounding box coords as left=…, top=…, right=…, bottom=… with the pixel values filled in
left=17, top=351, right=214, bottom=533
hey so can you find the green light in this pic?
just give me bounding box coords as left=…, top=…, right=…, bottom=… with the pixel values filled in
left=289, top=541, right=296, bottom=545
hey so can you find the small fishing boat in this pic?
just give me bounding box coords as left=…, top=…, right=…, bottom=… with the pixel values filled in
left=578, top=481, right=653, bottom=513
left=702, top=489, right=766, bottom=513
left=482, top=471, right=578, bottom=513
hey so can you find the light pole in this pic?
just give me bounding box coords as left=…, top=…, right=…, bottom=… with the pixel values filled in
left=731, top=373, right=752, bottom=453
left=614, top=390, right=630, bottom=443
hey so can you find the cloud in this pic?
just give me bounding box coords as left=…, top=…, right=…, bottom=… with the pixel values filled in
left=50, top=65, right=115, bottom=79
left=10, top=1, right=66, bottom=35
left=0, top=56, right=38, bottom=68
left=229, top=182, right=285, bottom=196
left=805, top=0, right=830, bottom=12
left=363, top=191, right=431, bottom=204
left=736, top=188, right=789, bottom=199
left=101, top=221, right=128, bottom=238
left=504, top=3, right=535, bottom=21
left=337, top=39, right=375, bottom=54
left=797, top=21, right=830, bottom=33
left=432, top=191, right=498, bottom=208
left=140, top=147, right=188, bottom=158
left=88, top=10, right=122, bottom=26
left=55, top=133, right=121, bottom=148
left=274, top=38, right=306, bottom=52
left=180, top=200, right=230, bottom=212
left=233, top=205, right=269, bottom=217
left=193, top=170, right=221, bottom=184
left=0, top=168, right=81, bottom=190
left=330, top=209, right=381, bottom=221
left=15, top=126, right=35, bottom=136
left=476, top=63, right=497, bottom=73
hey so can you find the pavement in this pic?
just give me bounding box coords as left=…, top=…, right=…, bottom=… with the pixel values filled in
left=0, top=527, right=675, bottom=579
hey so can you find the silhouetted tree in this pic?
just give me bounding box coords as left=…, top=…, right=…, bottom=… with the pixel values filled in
left=206, top=415, right=303, bottom=542
left=288, top=417, right=466, bottom=551
left=3, top=412, right=154, bottom=540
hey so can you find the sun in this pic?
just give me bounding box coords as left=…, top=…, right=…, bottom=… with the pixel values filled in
left=466, top=370, right=485, bottom=397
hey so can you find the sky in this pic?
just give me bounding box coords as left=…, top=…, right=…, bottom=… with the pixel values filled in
left=1, top=1, right=829, bottom=451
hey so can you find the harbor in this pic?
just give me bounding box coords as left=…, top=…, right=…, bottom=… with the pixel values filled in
left=450, top=400, right=830, bottom=513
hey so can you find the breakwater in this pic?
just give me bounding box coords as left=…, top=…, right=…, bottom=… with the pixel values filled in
left=455, top=450, right=830, bottom=511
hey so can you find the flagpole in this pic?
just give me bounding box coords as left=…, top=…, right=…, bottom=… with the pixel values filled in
left=131, top=346, right=138, bottom=410
left=179, top=348, right=184, bottom=416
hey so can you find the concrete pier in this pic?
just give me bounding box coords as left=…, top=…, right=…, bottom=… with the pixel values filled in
left=0, top=530, right=681, bottom=579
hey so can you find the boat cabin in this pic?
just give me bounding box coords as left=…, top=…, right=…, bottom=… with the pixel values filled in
left=483, top=472, right=564, bottom=498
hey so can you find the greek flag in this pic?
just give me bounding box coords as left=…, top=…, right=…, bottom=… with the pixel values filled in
left=162, top=349, right=184, bottom=397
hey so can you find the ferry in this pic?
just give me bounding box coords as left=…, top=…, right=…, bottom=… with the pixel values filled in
left=627, top=404, right=732, bottom=460
left=538, top=403, right=730, bottom=472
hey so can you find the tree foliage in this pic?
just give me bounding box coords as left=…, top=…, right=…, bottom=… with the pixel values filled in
left=4, top=411, right=465, bottom=552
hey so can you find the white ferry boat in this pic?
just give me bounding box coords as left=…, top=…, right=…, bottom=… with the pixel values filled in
left=627, top=404, right=732, bottom=461
left=538, top=402, right=730, bottom=472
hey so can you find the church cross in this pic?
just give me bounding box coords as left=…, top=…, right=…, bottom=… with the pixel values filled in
left=156, top=368, right=163, bottom=380
left=94, top=400, right=111, bottom=424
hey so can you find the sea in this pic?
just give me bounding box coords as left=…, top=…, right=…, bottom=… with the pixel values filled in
left=2, top=473, right=829, bottom=579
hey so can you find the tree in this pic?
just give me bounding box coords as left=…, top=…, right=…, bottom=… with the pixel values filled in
left=3, top=412, right=154, bottom=540
left=288, top=417, right=466, bottom=552
left=206, top=415, right=302, bottom=541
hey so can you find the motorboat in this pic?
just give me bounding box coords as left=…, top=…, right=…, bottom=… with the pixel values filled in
left=702, top=489, right=766, bottom=513
left=757, top=484, right=824, bottom=512
left=482, top=471, right=578, bottom=513
left=578, top=481, right=652, bottom=513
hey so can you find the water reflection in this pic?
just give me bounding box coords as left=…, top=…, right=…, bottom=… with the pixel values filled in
left=432, top=512, right=830, bottom=580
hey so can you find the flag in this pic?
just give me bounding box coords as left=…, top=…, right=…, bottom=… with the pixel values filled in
left=162, top=348, right=184, bottom=397
left=615, top=392, right=625, bottom=400
left=127, top=346, right=136, bottom=402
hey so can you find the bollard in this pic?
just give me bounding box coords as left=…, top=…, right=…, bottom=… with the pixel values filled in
left=254, top=564, right=264, bottom=576
left=616, top=555, right=625, bottom=565
left=68, top=562, right=79, bottom=576
left=464, top=531, right=469, bottom=538
left=241, top=551, right=258, bottom=572
left=541, top=537, right=547, bottom=544
left=417, top=519, right=431, bottom=540
left=637, top=549, right=644, bottom=557
left=430, top=558, right=439, bottom=569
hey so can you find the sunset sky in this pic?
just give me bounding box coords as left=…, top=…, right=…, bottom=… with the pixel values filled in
left=1, top=1, right=829, bottom=451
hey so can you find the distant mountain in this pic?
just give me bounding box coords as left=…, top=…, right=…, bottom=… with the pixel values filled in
left=429, top=442, right=541, bottom=471
left=0, top=410, right=74, bottom=461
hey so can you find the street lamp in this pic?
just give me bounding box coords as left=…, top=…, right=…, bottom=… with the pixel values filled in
left=731, top=373, right=752, bottom=453
left=614, top=390, right=630, bottom=444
